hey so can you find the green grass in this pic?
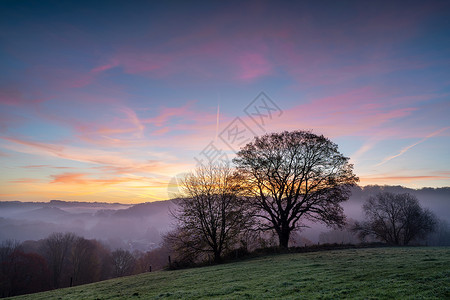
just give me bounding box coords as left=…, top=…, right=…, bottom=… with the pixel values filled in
left=11, top=247, right=450, bottom=299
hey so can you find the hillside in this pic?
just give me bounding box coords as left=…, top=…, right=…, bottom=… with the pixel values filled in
left=10, top=247, right=450, bottom=299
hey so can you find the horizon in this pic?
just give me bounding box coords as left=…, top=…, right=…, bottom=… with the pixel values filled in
left=1, top=184, right=448, bottom=205
left=1, top=1, right=449, bottom=204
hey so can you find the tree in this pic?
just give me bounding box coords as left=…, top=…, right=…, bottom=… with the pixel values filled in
left=89, top=240, right=114, bottom=281
left=0, top=240, right=21, bottom=297
left=233, top=130, right=358, bottom=248
left=4, top=251, right=50, bottom=297
left=42, top=232, right=75, bottom=288
left=111, top=249, right=136, bottom=277
left=0, top=240, right=20, bottom=266
left=425, top=219, right=450, bottom=246
left=70, top=237, right=99, bottom=285
left=353, top=192, right=437, bottom=245
left=168, top=164, right=253, bottom=263
left=134, top=245, right=170, bottom=273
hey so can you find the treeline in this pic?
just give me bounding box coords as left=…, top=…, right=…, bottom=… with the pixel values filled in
left=0, top=230, right=312, bottom=297
left=0, top=233, right=169, bottom=298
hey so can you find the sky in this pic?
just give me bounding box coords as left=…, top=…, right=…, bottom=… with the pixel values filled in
left=0, top=0, right=449, bottom=203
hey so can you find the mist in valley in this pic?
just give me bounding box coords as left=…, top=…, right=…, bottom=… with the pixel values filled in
left=1, top=185, right=449, bottom=251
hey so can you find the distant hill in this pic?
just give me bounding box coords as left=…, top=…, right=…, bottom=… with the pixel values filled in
left=0, top=200, right=131, bottom=216
left=0, top=199, right=174, bottom=250
left=15, top=206, right=70, bottom=220
left=0, top=186, right=448, bottom=248
left=48, top=199, right=131, bottom=207
left=114, top=200, right=176, bottom=218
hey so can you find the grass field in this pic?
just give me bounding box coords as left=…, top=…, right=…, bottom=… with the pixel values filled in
left=11, top=247, right=450, bottom=299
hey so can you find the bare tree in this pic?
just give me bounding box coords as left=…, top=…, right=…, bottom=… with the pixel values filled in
left=134, top=245, right=171, bottom=273
left=168, top=164, right=253, bottom=263
left=42, top=232, right=75, bottom=288
left=0, top=240, right=21, bottom=297
left=3, top=251, right=50, bottom=297
left=111, top=249, right=136, bottom=277
left=353, top=192, right=437, bottom=245
left=0, top=240, right=20, bottom=271
left=89, top=240, right=114, bottom=281
left=233, top=130, right=358, bottom=248
left=425, top=219, right=450, bottom=246
left=70, top=237, right=99, bottom=285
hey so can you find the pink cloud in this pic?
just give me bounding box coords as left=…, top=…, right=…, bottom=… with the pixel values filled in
left=50, top=172, right=142, bottom=186
left=1, top=136, right=133, bottom=166
left=94, top=34, right=277, bottom=82
left=274, top=40, right=432, bottom=88
left=360, top=174, right=450, bottom=186
left=142, top=101, right=197, bottom=126
left=97, top=26, right=425, bottom=87
left=37, top=104, right=145, bottom=147
left=0, top=87, right=23, bottom=106
left=264, top=86, right=417, bottom=138
left=0, top=85, right=48, bottom=107
left=21, top=165, right=73, bottom=169
left=103, top=52, right=171, bottom=75
left=28, top=65, right=97, bottom=89
left=72, top=103, right=208, bottom=146
left=27, top=98, right=218, bottom=149
left=1, top=136, right=192, bottom=176
left=153, top=127, right=170, bottom=135
left=91, top=62, right=119, bottom=73
left=9, top=178, right=41, bottom=184
left=117, top=107, right=145, bottom=138
left=50, top=99, right=222, bottom=157
left=51, top=173, right=87, bottom=184
left=22, top=165, right=50, bottom=169
left=236, top=52, right=273, bottom=81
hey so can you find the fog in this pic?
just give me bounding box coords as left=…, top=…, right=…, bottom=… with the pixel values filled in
left=298, top=186, right=450, bottom=244
left=0, top=200, right=175, bottom=251
left=1, top=186, right=449, bottom=250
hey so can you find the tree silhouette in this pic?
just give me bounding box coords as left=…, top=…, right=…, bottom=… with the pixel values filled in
left=5, top=251, right=50, bottom=296
left=234, top=130, right=358, bottom=248
left=353, top=192, right=437, bottom=245
left=0, top=240, right=21, bottom=297
left=70, top=237, right=99, bottom=285
left=111, top=249, right=135, bottom=277
left=168, top=164, right=253, bottom=263
left=42, top=232, right=75, bottom=288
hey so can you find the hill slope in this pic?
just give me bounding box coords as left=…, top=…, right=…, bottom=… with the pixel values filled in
left=11, top=247, right=450, bottom=299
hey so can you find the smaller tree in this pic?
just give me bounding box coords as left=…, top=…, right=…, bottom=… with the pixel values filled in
left=6, top=251, right=51, bottom=296
left=70, top=237, right=99, bottom=285
left=89, top=240, right=113, bottom=281
left=43, top=232, right=75, bottom=288
left=167, top=164, right=253, bottom=263
left=0, top=240, right=21, bottom=297
left=134, top=246, right=170, bottom=273
left=353, top=192, right=436, bottom=245
left=111, top=249, right=136, bottom=277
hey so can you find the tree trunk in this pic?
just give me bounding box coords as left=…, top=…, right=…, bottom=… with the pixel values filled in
left=278, top=227, right=290, bottom=249
left=213, top=251, right=221, bottom=263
